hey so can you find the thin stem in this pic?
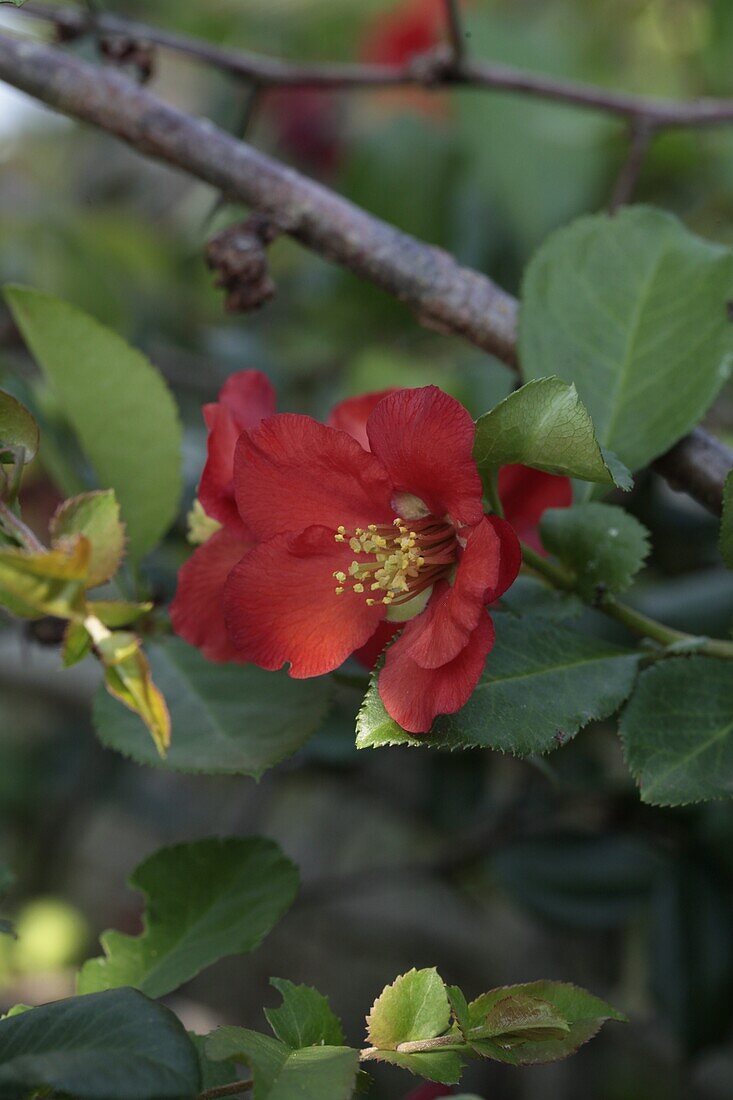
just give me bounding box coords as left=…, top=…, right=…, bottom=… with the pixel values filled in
left=0, top=499, right=44, bottom=552
left=521, top=542, right=733, bottom=659
left=609, top=119, right=656, bottom=212
left=443, top=0, right=466, bottom=66
left=361, top=1032, right=466, bottom=1061
left=484, top=471, right=505, bottom=519
left=199, top=1082, right=252, bottom=1100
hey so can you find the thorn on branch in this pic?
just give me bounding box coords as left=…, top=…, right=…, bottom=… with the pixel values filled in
left=206, top=214, right=280, bottom=313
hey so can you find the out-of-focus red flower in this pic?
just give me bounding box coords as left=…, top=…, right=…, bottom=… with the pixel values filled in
left=403, top=1083, right=455, bottom=1099
left=499, top=464, right=573, bottom=554
left=265, top=89, right=341, bottom=176
left=360, top=0, right=445, bottom=67
left=172, top=380, right=571, bottom=733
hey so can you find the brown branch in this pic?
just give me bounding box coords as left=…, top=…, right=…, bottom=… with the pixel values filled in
left=609, top=119, right=656, bottom=212
left=0, top=34, right=730, bottom=513
left=443, top=0, right=467, bottom=66
left=19, top=1, right=733, bottom=127
left=199, top=1082, right=252, bottom=1100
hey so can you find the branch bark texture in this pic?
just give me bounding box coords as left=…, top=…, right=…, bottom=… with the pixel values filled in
left=0, top=33, right=730, bottom=512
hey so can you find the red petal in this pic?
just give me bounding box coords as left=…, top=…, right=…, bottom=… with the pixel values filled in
left=484, top=514, right=522, bottom=603
left=328, top=389, right=398, bottom=451
left=234, top=414, right=394, bottom=540
left=379, top=611, right=495, bottom=734
left=170, top=525, right=253, bottom=663
left=402, top=518, right=501, bottom=669
left=353, top=619, right=401, bottom=670
left=220, top=369, right=276, bottom=427
left=224, top=525, right=385, bottom=677
left=199, top=371, right=276, bottom=527
left=499, top=465, right=572, bottom=554
left=360, top=0, right=443, bottom=64
left=367, top=387, right=483, bottom=526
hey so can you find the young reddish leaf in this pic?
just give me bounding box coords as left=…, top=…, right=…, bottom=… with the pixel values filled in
left=50, top=490, right=125, bottom=588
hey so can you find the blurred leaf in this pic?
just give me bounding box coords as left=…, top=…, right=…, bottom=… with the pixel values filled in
left=474, top=378, right=626, bottom=487
left=540, top=503, right=650, bottom=599
left=77, top=837, right=298, bottom=999
left=0, top=537, right=89, bottom=620
left=188, top=1033, right=237, bottom=1094
left=97, top=630, right=170, bottom=757
left=366, top=969, right=450, bottom=1050
left=467, top=982, right=626, bottom=1066
left=357, top=618, right=640, bottom=754
left=650, top=856, right=733, bottom=1053
left=492, top=833, right=663, bottom=928
left=721, top=470, right=733, bottom=569
left=206, top=1029, right=358, bottom=1100
left=0, top=389, right=38, bottom=463
left=519, top=207, right=733, bottom=472
left=62, top=620, right=92, bottom=668
left=50, top=490, right=125, bottom=587
left=5, top=287, right=182, bottom=562
left=0, top=988, right=200, bottom=1099
left=265, top=979, right=345, bottom=1049
left=621, top=657, right=733, bottom=805
left=92, top=599, right=154, bottom=627
left=93, top=637, right=332, bottom=778
left=499, top=575, right=583, bottom=620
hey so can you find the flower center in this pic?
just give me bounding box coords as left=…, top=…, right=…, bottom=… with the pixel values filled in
left=333, top=517, right=457, bottom=607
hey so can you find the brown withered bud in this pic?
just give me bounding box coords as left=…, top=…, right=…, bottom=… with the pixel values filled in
left=98, top=34, right=155, bottom=84
left=206, top=214, right=279, bottom=314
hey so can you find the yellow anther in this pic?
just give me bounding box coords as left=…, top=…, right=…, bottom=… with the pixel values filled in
left=366, top=598, right=376, bottom=606
left=335, top=587, right=344, bottom=595
left=333, top=571, right=347, bottom=583
left=334, top=533, right=345, bottom=542
left=353, top=583, right=365, bottom=594
left=349, top=538, right=361, bottom=552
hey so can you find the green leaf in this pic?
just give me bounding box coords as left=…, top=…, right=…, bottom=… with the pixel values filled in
left=0, top=988, right=200, bottom=1099
left=0, top=389, right=38, bottom=463
left=721, top=470, right=733, bottom=570
left=500, top=574, right=583, bottom=621
left=474, top=993, right=570, bottom=1041
left=467, top=981, right=626, bottom=1065
left=519, top=207, right=733, bottom=472
left=357, top=617, right=640, bottom=754
left=366, top=968, right=450, bottom=1050
left=474, top=377, right=626, bottom=487
left=265, top=979, right=345, bottom=1049
left=93, top=637, right=332, bottom=778
left=363, top=1048, right=463, bottom=1086
left=77, top=837, right=298, bottom=998
left=540, top=503, right=650, bottom=599
left=50, top=490, right=126, bottom=587
left=0, top=538, right=89, bottom=620
left=620, top=657, right=733, bottom=806
left=447, top=985, right=471, bottom=1040
left=206, top=1028, right=359, bottom=1100
left=5, top=287, right=182, bottom=562
left=188, top=1033, right=238, bottom=1093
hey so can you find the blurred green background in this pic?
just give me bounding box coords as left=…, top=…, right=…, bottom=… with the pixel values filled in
left=1, top=1, right=733, bottom=1097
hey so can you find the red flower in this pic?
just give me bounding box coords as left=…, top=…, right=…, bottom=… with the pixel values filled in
left=172, top=379, right=571, bottom=734
left=222, top=386, right=520, bottom=733
left=402, top=1085, right=454, bottom=1100
left=170, top=370, right=275, bottom=663
left=360, top=0, right=445, bottom=66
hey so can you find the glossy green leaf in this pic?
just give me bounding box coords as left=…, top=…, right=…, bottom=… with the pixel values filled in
left=5, top=287, right=182, bottom=561
left=0, top=389, right=38, bottom=463
left=519, top=207, right=733, bottom=472
left=357, top=617, right=639, bottom=754
left=721, top=470, right=733, bottom=570
left=474, top=377, right=626, bottom=487
left=0, top=988, right=200, bottom=1099
left=50, top=490, right=125, bottom=587
left=78, top=837, right=298, bottom=998
left=206, top=1028, right=359, bottom=1100
left=540, top=503, right=650, bottom=599
left=467, top=981, right=626, bottom=1065
left=93, top=637, right=332, bottom=778
left=265, top=979, right=345, bottom=1049
left=447, top=985, right=471, bottom=1040
left=621, top=657, right=733, bottom=806
left=500, top=574, right=583, bottom=621
left=366, top=968, right=450, bottom=1050
left=188, top=1033, right=238, bottom=1094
